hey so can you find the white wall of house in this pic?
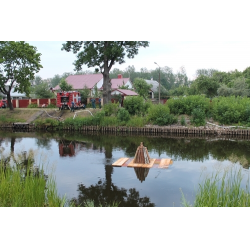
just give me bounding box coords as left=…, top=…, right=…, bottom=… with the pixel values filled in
left=97, top=79, right=103, bottom=89
left=111, top=90, right=121, bottom=95
left=125, top=80, right=133, bottom=89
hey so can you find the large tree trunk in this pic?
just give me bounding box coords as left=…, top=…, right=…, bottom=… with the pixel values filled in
left=102, top=42, right=112, bottom=105
left=6, top=92, right=14, bottom=111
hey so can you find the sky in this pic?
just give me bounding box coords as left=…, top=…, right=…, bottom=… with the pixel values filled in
left=27, top=41, right=250, bottom=81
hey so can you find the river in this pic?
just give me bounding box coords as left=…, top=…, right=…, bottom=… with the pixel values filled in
left=1, top=130, right=249, bottom=206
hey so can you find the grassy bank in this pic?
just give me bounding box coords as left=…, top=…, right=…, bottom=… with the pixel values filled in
left=182, top=167, right=250, bottom=207
left=0, top=150, right=120, bottom=207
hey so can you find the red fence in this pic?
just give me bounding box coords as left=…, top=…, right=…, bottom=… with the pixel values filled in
left=11, top=98, right=56, bottom=108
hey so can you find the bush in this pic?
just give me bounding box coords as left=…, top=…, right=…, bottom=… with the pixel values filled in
left=191, top=107, right=206, bottom=126
left=154, top=113, right=178, bottom=126
left=147, top=104, right=170, bottom=122
left=103, top=102, right=119, bottom=116
left=28, top=103, right=38, bottom=108
left=47, top=104, right=57, bottom=108
left=117, top=108, right=130, bottom=122
left=123, top=96, right=150, bottom=116
left=212, top=96, right=250, bottom=124
left=180, top=116, right=186, bottom=126
left=167, top=95, right=210, bottom=115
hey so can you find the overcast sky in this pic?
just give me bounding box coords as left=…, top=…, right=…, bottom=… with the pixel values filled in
left=27, top=41, right=250, bottom=81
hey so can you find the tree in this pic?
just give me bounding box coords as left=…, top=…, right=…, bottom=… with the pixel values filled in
left=32, top=82, right=55, bottom=98
left=61, top=41, right=149, bottom=104
left=196, top=68, right=218, bottom=77
left=0, top=41, right=42, bottom=110
left=79, top=85, right=90, bottom=104
left=194, top=75, right=219, bottom=98
left=133, top=78, right=152, bottom=100
left=50, top=74, right=61, bottom=87
left=232, top=77, right=250, bottom=97
left=59, top=78, right=73, bottom=91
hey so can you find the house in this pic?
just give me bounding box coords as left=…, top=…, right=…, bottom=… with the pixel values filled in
left=145, top=78, right=167, bottom=99
left=111, top=89, right=138, bottom=106
left=53, top=74, right=103, bottom=95
left=0, top=81, right=27, bottom=99
left=54, top=74, right=133, bottom=95
left=111, top=89, right=138, bottom=97
left=110, top=74, right=133, bottom=90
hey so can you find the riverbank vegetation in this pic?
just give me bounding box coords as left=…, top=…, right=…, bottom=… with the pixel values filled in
left=182, top=166, right=250, bottom=207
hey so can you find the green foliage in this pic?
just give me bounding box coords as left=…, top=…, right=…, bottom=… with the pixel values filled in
left=103, top=102, right=119, bottom=116
left=59, top=78, right=73, bottom=91
left=0, top=153, right=65, bottom=207
left=167, top=95, right=210, bottom=115
left=180, top=116, right=186, bottom=126
left=79, top=85, right=90, bottom=103
left=191, top=107, right=206, bottom=126
left=0, top=41, right=42, bottom=110
left=62, top=41, right=149, bottom=104
left=212, top=96, right=250, bottom=124
left=147, top=104, right=170, bottom=122
left=126, top=116, right=148, bottom=127
left=182, top=167, right=250, bottom=207
left=0, top=115, right=24, bottom=123
left=133, top=77, right=152, bottom=99
left=154, top=113, right=178, bottom=126
left=123, top=96, right=150, bottom=116
left=194, top=75, right=219, bottom=98
left=117, top=108, right=130, bottom=122
left=28, top=103, right=38, bottom=108
left=31, top=82, right=54, bottom=98
left=47, top=104, right=57, bottom=108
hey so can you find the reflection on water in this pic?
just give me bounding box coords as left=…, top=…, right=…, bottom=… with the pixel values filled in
left=134, top=167, right=150, bottom=183
left=1, top=131, right=250, bottom=206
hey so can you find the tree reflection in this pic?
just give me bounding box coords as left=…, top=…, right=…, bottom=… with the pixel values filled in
left=71, top=140, right=154, bottom=207
left=35, top=137, right=52, bottom=150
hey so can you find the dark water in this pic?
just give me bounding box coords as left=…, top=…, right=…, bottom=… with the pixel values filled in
left=1, top=130, right=250, bottom=206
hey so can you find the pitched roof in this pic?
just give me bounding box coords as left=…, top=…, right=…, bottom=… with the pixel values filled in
left=54, top=74, right=103, bottom=90
left=111, top=78, right=130, bottom=89
left=145, top=79, right=166, bottom=92
left=112, top=89, right=138, bottom=96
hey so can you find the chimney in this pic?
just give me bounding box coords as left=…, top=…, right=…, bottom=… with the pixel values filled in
left=118, top=74, right=122, bottom=79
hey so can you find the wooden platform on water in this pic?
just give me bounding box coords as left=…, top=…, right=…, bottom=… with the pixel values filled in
left=112, top=157, right=173, bottom=168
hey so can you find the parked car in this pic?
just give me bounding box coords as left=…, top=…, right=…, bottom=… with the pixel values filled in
left=0, top=100, right=7, bottom=108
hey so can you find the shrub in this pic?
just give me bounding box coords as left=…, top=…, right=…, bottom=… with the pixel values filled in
left=103, top=102, right=119, bottom=116
left=191, top=107, right=206, bottom=126
left=117, top=108, right=130, bottom=122
left=180, top=116, right=186, bottom=126
left=123, top=96, right=150, bottom=116
left=154, top=113, right=178, bottom=126
left=147, top=104, right=170, bottom=122
left=167, top=95, right=210, bottom=115
left=47, top=104, right=57, bottom=108
left=28, top=103, right=38, bottom=108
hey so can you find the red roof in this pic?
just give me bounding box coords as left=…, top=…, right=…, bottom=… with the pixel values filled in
left=54, top=74, right=103, bottom=90
left=112, top=89, right=138, bottom=96
left=111, top=78, right=130, bottom=89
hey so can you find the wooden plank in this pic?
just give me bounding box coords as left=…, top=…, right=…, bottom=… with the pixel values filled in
left=127, top=158, right=156, bottom=168
left=112, top=157, right=129, bottom=166
left=159, top=158, right=172, bottom=168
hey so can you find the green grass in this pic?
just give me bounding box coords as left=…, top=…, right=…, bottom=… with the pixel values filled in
left=0, top=151, right=120, bottom=207
left=181, top=167, right=250, bottom=207
left=0, top=160, right=65, bottom=207
left=0, top=115, right=25, bottom=123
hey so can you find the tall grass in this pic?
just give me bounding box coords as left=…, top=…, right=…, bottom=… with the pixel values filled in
left=0, top=159, right=66, bottom=207
left=182, top=167, right=250, bottom=207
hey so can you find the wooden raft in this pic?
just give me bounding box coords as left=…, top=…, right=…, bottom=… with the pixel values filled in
left=112, top=142, right=173, bottom=169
